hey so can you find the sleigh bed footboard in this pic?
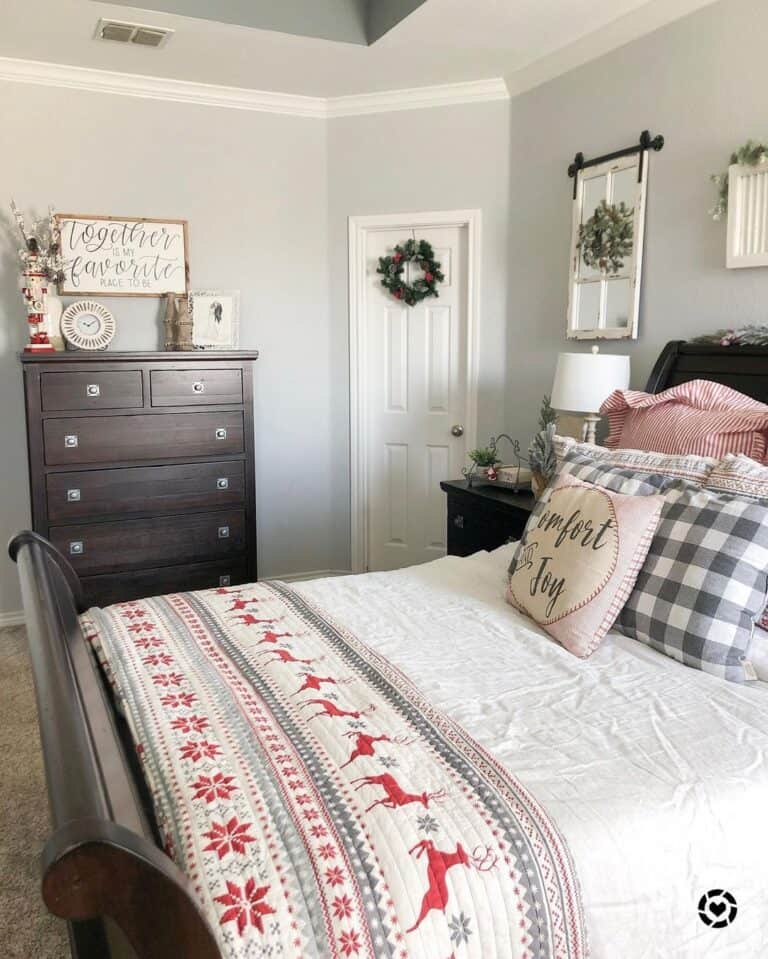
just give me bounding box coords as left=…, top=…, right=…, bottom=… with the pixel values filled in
left=9, top=531, right=221, bottom=959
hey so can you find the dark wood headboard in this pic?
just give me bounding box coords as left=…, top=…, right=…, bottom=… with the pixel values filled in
left=646, top=341, right=768, bottom=404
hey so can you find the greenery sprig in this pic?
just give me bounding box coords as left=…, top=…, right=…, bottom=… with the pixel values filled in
left=577, top=200, right=634, bottom=275
left=377, top=238, right=444, bottom=307
left=710, top=140, right=768, bottom=221
left=692, top=325, right=768, bottom=347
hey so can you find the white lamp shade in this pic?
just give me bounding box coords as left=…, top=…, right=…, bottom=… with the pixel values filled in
left=551, top=351, right=630, bottom=414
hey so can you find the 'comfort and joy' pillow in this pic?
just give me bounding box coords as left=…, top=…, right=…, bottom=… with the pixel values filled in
left=600, top=380, right=768, bottom=460
left=507, top=473, right=663, bottom=659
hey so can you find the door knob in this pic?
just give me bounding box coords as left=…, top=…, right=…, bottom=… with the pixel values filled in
left=450, top=424, right=464, bottom=437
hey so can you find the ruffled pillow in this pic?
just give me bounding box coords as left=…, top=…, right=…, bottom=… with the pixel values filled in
left=600, top=380, right=768, bottom=460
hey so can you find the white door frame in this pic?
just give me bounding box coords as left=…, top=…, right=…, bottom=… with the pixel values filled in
left=348, top=209, right=482, bottom=573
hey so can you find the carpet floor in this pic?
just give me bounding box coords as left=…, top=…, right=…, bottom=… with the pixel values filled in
left=0, top=625, right=68, bottom=957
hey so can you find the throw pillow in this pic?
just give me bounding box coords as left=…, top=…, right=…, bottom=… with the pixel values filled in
left=506, top=473, right=663, bottom=659
left=619, top=482, right=768, bottom=682
left=600, top=380, right=768, bottom=460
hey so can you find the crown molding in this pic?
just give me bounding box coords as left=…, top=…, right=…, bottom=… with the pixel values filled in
left=0, top=56, right=508, bottom=118
left=0, top=57, right=327, bottom=117
left=325, top=78, right=509, bottom=117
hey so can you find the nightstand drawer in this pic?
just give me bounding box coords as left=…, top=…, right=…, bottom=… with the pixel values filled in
left=50, top=509, right=246, bottom=575
left=442, top=482, right=534, bottom=558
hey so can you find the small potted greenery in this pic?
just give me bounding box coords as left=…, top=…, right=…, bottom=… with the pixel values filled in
left=462, top=446, right=501, bottom=487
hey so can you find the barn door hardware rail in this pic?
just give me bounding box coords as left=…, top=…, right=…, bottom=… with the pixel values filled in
left=568, top=130, right=665, bottom=198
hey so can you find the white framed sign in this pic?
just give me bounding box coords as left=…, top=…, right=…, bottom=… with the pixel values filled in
left=190, top=290, right=240, bottom=349
left=56, top=214, right=189, bottom=296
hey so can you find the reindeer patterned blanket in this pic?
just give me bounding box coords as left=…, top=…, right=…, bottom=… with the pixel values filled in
left=83, top=581, right=586, bottom=959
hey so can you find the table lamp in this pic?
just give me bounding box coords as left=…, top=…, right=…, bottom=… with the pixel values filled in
left=550, top=346, right=630, bottom=444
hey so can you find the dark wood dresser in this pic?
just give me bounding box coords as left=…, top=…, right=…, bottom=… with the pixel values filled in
left=20, top=351, right=258, bottom=607
left=440, top=480, right=534, bottom=557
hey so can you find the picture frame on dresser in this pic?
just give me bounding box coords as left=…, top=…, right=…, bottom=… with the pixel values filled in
left=19, top=350, right=259, bottom=607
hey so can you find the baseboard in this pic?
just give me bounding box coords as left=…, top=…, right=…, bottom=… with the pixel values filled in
left=265, top=569, right=353, bottom=583
left=0, top=611, right=25, bottom=628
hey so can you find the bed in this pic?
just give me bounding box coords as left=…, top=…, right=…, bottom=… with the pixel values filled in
left=10, top=340, right=768, bottom=959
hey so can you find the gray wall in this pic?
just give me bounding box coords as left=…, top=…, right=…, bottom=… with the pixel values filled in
left=326, top=101, right=511, bottom=570
left=0, top=81, right=331, bottom=614
left=3, top=0, right=767, bottom=612
left=504, top=0, right=768, bottom=445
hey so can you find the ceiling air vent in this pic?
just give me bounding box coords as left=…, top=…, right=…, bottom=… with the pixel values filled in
left=94, top=19, right=174, bottom=48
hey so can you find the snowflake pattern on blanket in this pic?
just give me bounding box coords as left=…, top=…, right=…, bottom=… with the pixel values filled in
left=83, top=582, right=586, bottom=959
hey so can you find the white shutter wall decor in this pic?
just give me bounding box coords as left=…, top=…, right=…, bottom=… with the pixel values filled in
left=727, top=163, right=768, bottom=268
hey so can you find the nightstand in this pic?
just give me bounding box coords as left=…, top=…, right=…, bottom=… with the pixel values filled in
left=440, top=480, right=535, bottom=557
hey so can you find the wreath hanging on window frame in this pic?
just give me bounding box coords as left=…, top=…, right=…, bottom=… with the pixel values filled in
left=577, top=199, right=634, bottom=275
left=377, top=238, right=444, bottom=306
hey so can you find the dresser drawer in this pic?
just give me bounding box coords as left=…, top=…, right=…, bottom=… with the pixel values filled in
left=43, top=411, right=244, bottom=465
left=41, top=370, right=143, bottom=411
left=150, top=369, right=243, bottom=407
left=81, top=559, right=249, bottom=607
left=50, top=509, right=246, bottom=575
left=46, top=461, right=246, bottom=522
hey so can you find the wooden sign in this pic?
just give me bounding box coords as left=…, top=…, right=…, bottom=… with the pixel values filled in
left=56, top=214, right=189, bottom=297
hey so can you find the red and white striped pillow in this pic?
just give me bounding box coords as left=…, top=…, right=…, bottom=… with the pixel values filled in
left=600, top=380, right=768, bottom=461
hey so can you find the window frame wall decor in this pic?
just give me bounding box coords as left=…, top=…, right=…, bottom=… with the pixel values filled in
left=566, top=130, right=663, bottom=341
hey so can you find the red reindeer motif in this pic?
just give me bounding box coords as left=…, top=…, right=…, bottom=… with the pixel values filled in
left=340, top=731, right=392, bottom=769
left=292, top=673, right=353, bottom=696
left=257, top=631, right=292, bottom=646
left=259, top=648, right=314, bottom=666
left=299, top=698, right=375, bottom=721
left=233, top=614, right=278, bottom=628
left=351, top=773, right=446, bottom=813
left=406, top=841, right=498, bottom=933
left=227, top=596, right=264, bottom=612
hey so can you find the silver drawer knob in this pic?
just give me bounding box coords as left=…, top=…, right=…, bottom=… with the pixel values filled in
left=86, top=384, right=100, bottom=397
left=453, top=514, right=465, bottom=529
left=67, top=489, right=81, bottom=502
left=64, top=434, right=78, bottom=448
left=69, top=541, right=84, bottom=555
left=219, top=575, right=231, bottom=587
left=218, top=526, right=230, bottom=539
left=217, top=478, right=229, bottom=490
left=215, top=428, right=227, bottom=440
left=451, top=424, right=465, bottom=437
left=193, top=381, right=205, bottom=394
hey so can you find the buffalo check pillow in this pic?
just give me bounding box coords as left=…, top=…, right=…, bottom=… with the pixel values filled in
left=618, top=482, right=768, bottom=683
left=704, top=454, right=768, bottom=629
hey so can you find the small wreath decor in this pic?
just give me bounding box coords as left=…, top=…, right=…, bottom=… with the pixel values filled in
left=577, top=199, right=634, bottom=274
left=710, top=139, right=768, bottom=221
left=377, top=238, right=444, bottom=307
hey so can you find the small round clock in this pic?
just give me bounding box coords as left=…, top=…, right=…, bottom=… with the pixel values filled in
left=61, top=300, right=116, bottom=351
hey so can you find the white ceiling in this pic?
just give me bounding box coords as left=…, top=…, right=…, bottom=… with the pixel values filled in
left=0, top=0, right=716, bottom=99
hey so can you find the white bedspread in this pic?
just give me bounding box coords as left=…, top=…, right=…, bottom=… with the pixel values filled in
left=294, top=546, right=768, bottom=959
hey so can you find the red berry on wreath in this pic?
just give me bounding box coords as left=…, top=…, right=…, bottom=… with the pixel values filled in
left=394, top=288, right=403, bottom=299
left=424, top=272, right=434, bottom=283
left=393, top=252, right=402, bottom=263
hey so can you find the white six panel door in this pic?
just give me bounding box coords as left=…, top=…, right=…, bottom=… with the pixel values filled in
left=366, top=225, right=468, bottom=571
